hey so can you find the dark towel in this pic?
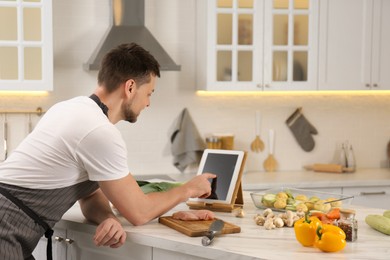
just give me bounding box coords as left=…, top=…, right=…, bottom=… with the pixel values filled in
left=169, top=108, right=206, bottom=172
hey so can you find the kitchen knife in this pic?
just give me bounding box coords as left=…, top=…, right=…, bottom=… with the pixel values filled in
left=201, top=219, right=224, bottom=246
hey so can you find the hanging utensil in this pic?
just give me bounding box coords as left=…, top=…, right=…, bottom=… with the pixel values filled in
left=201, top=219, right=224, bottom=246
left=263, top=129, right=278, bottom=172
left=250, top=111, right=264, bottom=152
left=28, top=114, right=33, bottom=133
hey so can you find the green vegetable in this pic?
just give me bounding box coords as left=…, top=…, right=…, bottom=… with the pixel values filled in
left=365, top=215, right=390, bottom=235
left=262, top=194, right=276, bottom=207
left=383, top=210, right=390, bottom=219
left=140, top=182, right=182, bottom=194
left=285, top=205, right=296, bottom=211
left=136, top=180, right=150, bottom=187
left=285, top=189, right=294, bottom=199
left=287, top=197, right=295, bottom=205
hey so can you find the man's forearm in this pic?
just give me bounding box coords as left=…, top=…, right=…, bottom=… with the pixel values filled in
left=79, top=189, right=118, bottom=224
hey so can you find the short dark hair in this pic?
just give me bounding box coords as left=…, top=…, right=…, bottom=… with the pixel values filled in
left=97, top=43, right=160, bottom=93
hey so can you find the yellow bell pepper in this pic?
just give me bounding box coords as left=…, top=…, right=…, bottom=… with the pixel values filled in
left=314, top=224, right=346, bottom=253
left=293, top=213, right=321, bottom=247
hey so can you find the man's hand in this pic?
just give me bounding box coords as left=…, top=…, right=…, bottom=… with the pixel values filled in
left=184, top=173, right=216, bottom=199
left=93, top=217, right=126, bottom=248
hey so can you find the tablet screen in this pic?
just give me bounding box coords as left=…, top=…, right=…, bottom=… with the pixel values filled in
left=189, top=149, right=245, bottom=204
left=202, top=153, right=239, bottom=201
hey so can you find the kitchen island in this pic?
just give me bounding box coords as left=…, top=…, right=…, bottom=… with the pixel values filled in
left=36, top=191, right=390, bottom=260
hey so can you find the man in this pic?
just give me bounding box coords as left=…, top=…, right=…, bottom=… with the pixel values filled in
left=0, top=43, right=215, bottom=259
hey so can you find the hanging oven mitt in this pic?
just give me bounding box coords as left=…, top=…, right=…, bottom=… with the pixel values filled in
left=286, top=108, right=318, bottom=152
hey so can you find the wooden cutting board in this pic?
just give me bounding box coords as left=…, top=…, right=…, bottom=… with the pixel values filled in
left=158, top=216, right=241, bottom=237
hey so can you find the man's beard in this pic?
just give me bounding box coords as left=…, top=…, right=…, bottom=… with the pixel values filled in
left=122, top=102, right=138, bottom=123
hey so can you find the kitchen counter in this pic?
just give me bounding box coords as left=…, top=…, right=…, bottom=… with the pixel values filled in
left=59, top=192, right=390, bottom=260
left=242, top=168, right=390, bottom=190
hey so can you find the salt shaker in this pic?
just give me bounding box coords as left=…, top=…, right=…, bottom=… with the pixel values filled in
left=337, top=209, right=358, bottom=242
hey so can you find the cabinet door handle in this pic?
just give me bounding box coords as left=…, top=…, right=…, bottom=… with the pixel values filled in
left=365, top=83, right=370, bottom=88
left=373, top=83, right=378, bottom=88
left=360, top=191, right=386, bottom=196
left=65, top=238, right=74, bottom=244
left=54, top=236, right=74, bottom=244
left=54, top=236, right=64, bottom=242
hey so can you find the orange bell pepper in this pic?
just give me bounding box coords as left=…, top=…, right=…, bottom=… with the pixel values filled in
left=293, top=213, right=321, bottom=247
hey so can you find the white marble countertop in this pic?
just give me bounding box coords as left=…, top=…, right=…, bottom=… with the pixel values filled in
left=242, top=168, right=390, bottom=190
left=61, top=192, right=390, bottom=260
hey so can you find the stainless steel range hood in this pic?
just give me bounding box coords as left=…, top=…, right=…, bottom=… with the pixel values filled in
left=84, top=0, right=180, bottom=71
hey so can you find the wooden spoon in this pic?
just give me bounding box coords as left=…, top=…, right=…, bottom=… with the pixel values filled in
left=263, top=129, right=278, bottom=172
left=250, top=111, right=264, bottom=152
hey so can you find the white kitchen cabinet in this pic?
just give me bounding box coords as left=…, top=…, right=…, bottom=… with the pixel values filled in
left=153, top=248, right=207, bottom=260
left=342, top=186, right=390, bottom=209
left=318, top=0, right=390, bottom=90
left=370, top=0, right=390, bottom=90
left=196, top=0, right=319, bottom=91
left=0, top=0, right=53, bottom=91
left=33, top=222, right=152, bottom=260
left=66, top=228, right=151, bottom=260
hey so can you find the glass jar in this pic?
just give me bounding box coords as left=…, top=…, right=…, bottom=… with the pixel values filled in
left=337, top=209, right=358, bottom=242
left=206, top=137, right=221, bottom=149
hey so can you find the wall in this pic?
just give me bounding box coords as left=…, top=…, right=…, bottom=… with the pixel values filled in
left=0, top=0, right=389, bottom=176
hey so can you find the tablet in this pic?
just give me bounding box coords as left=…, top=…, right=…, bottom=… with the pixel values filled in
left=189, top=149, right=245, bottom=205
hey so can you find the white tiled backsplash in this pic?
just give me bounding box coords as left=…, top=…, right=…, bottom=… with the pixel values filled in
left=1, top=0, right=389, bottom=175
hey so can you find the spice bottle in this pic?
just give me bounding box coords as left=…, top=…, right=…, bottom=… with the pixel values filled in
left=206, top=137, right=221, bottom=149
left=337, top=209, right=358, bottom=242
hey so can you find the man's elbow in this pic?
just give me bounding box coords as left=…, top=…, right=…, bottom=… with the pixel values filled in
left=124, top=213, right=152, bottom=226
left=131, top=220, right=148, bottom=226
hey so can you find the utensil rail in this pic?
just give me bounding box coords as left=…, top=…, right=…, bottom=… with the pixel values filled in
left=0, top=107, right=45, bottom=116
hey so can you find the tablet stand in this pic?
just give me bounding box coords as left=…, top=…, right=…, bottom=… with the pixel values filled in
left=186, top=152, right=247, bottom=212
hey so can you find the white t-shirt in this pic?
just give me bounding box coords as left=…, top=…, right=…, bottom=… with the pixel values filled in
left=0, top=96, right=129, bottom=189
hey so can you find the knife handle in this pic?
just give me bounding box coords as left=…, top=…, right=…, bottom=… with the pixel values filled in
left=201, top=231, right=216, bottom=246
left=201, top=236, right=211, bottom=246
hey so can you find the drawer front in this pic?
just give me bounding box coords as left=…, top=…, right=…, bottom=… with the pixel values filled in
left=305, top=187, right=343, bottom=194
left=343, top=186, right=390, bottom=209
